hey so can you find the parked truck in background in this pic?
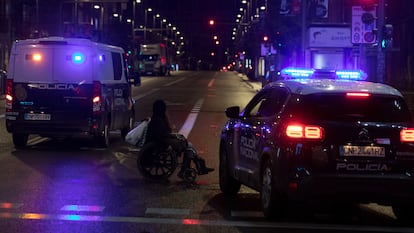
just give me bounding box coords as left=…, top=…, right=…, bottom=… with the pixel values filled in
left=139, top=43, right=169, bottom=76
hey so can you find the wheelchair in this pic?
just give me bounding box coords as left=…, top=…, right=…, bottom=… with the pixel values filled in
left=137, top=142, right=198, bottom=183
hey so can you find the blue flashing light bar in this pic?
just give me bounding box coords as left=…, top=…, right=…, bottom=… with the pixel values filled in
left=281, top=67, right=367, bottom=80
left=281, top=68, right=314, bottom=78
left=335, top=70, right=366, bottom=80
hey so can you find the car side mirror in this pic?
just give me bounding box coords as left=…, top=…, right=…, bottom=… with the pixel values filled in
left=225, top=106, right=240, bottom=118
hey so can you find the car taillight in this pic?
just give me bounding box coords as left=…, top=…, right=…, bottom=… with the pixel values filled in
left=92, top=81, right=102, bottom=114
left=286, top=124, right=324, bottom=139
left=5, top=79, right=13, bottom=111
left=346, top=92, right=370, bottom=98
left=401, top=128, right=414, bottom=142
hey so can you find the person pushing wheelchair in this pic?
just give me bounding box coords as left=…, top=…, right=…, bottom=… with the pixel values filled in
left=145, top=99, right=214, bottom=179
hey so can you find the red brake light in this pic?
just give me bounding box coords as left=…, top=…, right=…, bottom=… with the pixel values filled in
left=286, top=125, right=303, bottom=138
left=286, top=124, right=324, bottom=139
left=401, top=128, right=414, bottom=142
left=305, top=126, right=323, bottom=139
left=5, top=79, right=13, bottom=111
left=26, top=53, right=42, bottom=62
left=33, top=54, right=42, bottom=61
left=346, top=92, right=370, bottom=98
left=92, top=81, right=102, bottom=114
left=92, top=96, right=100, bottom=103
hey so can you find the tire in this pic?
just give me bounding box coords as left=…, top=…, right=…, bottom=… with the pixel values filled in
left=13, top=133, right=28, bottom=149
left=219, top=145, right=241, bottom=196
left=261, top=159, right=287, bottom=219
left=137, top=143, right=177, bottom=181
left=96, top=123, right=109, bottom=148
left=392, top=204, right=413, bottom=223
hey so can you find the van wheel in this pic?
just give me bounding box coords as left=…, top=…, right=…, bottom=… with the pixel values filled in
left=13, top=133, right=28, bottom=148
left=121, top=112, right=135, bottom=139
left=96, top=124, right=109, bottom=148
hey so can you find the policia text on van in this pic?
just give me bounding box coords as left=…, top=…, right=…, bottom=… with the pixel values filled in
left=5, top=37, right=140, bottom=148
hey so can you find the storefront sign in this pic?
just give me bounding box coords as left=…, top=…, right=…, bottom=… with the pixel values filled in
left=308, top=27, right=352, bottom=48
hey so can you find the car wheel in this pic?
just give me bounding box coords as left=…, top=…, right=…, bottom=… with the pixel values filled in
left=261, top=159, right=287, bottom=219
left=392, top=204, right=413, bottom=223
left=96, top=123, right=109, bottom=148
left=219, top=145, right=241, bottom=196
left=13, top=133, right=28, bottom=148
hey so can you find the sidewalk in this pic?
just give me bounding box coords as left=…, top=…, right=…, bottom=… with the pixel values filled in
left=235, top=72, right=262, bottom=92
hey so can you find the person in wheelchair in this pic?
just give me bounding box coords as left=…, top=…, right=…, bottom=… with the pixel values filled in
left=145, top=99, right=215, bottom=179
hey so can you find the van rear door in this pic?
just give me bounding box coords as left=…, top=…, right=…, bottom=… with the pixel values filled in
left=11, top=43, right=95, bottom=133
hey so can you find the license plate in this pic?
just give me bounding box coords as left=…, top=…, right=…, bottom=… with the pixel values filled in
left=24, top=113, right=51, bottom=121
left=340, top=145, right=385, bottom=157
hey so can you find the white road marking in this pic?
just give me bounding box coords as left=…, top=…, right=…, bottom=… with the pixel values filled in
left=27, top=136, right=49, bottom=145
left=133, top=88, right=160, bottom=101
left=178, top=98, right=204, bottom=138
left=208, top=78, right=215, bottom=88
left=163, top=78, right=185, bottom=87
left=0, top=211, right=412, bottom=232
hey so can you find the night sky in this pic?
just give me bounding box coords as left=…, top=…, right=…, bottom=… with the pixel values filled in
left=146, top=0, right=239, bottom=60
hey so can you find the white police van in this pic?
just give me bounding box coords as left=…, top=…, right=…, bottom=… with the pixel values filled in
left=5, top=37, right=139, bottom=148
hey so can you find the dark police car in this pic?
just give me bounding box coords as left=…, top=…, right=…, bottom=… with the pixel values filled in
left=219, top=68, right=414, bottom=220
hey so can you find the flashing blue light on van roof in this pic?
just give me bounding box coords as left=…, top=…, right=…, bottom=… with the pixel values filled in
left=99, top=55, right=105, bottom=62
left=281, top=68, right=314, bottom=78
left=72, top=53, right=85, bottom=64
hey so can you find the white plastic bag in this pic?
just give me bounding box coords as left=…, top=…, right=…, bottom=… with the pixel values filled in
left=125, top=118, right=150, bottom=147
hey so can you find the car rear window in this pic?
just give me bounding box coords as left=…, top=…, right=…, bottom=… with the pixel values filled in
left=292, top=93, right=412, bottom=122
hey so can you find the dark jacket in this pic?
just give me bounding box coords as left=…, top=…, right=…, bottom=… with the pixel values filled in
left=145, top=99, right=172, bottom=146
left=146, top=114, right=171, bottom=145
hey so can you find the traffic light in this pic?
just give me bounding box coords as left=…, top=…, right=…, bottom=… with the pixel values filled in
left=263, top=35, right=269, bottom=42
left=381, top=24, right=393, bottom=49
left=208, top=19, right=215, bottom=26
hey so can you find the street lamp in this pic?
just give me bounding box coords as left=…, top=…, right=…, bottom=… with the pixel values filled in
left=132, top=0, right=142, bottom=39
left=161, top=18, right=167, bottom=39
left=154, top=14, right=160, bottom=28
left=144, top=8, right=153, bottom=43
left=152, top=14, right=163, bottom=41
